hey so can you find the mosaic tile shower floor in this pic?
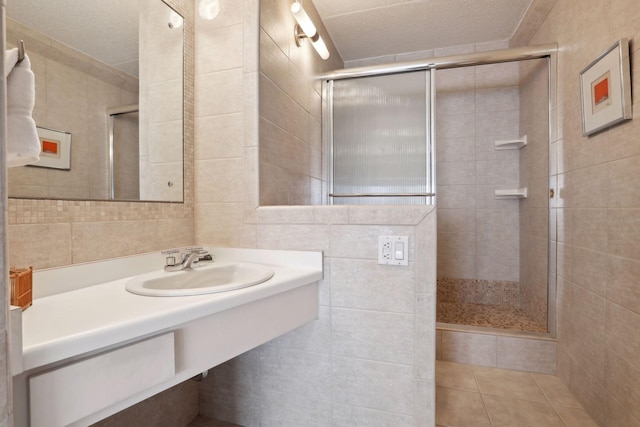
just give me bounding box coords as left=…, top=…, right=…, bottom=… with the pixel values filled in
left=437, top=302, right=547, bottom=333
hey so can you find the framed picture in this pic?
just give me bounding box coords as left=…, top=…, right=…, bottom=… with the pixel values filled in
left=30, top=127, right=72, bottom=170
left=580, top=39, right=632, bottom=136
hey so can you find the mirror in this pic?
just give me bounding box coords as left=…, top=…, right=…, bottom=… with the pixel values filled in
left=6, top=0, right=184, bottom=202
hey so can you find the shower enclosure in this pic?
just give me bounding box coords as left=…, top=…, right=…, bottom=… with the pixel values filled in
left=323, top=45, right=556, bottom=335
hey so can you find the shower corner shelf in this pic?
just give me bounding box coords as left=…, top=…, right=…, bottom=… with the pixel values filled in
left=495, top=135, right=527, bottom=150
left=494, top=188, right=528, bottom=199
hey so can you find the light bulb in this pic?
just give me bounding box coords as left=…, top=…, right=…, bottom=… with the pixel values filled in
left=199, top=0, right=220, bottom=20
left=291, top=1, right=317, bottom=37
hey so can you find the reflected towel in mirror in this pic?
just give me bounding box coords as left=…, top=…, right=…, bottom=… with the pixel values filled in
left=4, top=48, right=40, bottom=167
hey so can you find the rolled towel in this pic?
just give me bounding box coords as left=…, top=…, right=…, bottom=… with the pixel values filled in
left=5, top=47, right=40, bottom=167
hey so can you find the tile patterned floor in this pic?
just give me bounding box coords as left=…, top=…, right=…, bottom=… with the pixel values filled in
left=437, top=302, right=547, bottom=333
left=436, top=361, right=598, bottom=427
left=188, top=416, right=242, bottom=427
left=190, top=362, right=597, bottom=427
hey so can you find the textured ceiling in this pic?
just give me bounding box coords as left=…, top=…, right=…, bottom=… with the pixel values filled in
left=7, top=0, right=140, bottom=76
left=312, top=0, right=533, bottom=61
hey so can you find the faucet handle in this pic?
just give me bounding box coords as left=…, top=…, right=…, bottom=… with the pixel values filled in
left=185, top=246, right=206, bottom=254
left=161, top=248, right=181, bottom=266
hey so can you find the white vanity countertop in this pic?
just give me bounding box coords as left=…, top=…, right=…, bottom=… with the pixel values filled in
left=20, top=248, right=323, bottom=372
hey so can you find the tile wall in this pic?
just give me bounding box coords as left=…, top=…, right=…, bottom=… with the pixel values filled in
left=513, top=0, right=640, bottom=424
left=6, top=19, right=138, bottom=200
left=139, top=0, right=185, bottom=202
left=435, top=44, right=522, bottom=285
left=6, top=0, right=195, bottom=271
left=258, top=0, right=339, bottom=205
left=193, top=0, right=439, bottom=425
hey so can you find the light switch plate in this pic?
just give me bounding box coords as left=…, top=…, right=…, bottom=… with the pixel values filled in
left=378, top=236, right=409, bottom=266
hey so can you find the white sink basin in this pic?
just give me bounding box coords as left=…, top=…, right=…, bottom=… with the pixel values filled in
left=125, top=262, right=275, bottom=297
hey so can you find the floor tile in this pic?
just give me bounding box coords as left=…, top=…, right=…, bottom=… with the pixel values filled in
left=188, top=416, right=242, bottom=427
left=532, top=373, right=583, bottom=408
left=483, top=394, right=565, bottom=427
left=436, top=386, right=491, bottom=427
left=473, top=366, right=546, bottom=402
left=555, top=405, right=600, bottom=427
left=436, top=360, right=478, bottom=391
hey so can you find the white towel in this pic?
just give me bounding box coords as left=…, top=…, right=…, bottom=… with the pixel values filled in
left=5, top=47, right=40, bottom=167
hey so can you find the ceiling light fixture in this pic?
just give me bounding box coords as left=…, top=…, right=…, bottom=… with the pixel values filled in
left=199, top=0, right=220, bottom=20
left=291, top=1, right=330, bottom=60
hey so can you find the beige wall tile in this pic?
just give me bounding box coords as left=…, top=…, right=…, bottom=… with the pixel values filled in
left=195, top=113, right=244, bottom=160
left=608, top=156, right=640, bottom=208
left=607, top=255, right=640, bottom=315
left=332, top=308, right=414, bottom=364
left=604, top=390, right=640, bottom=427
left=496, top=337, right=556, bottom=374
left=259, top=390, right=331, bottom=427
left=195, top=158, right=245, bottom=203
left=441, top=331, right=497, bottom=367
left=199, top=350, right=261, bottom=426
left=569, top=246, right=607, bottom=297
left=608, top=209, right=640, bottom=260
left=331, top=258, right=415, bottom=313
left=195, top=69, right=243, bottom=117
left=330, top=224, right=415, bottom=259
left=605, top=302, right=640, bottom=369
left=604, top=352, right=640, bottom=421
left=332, top=356, right=414, bottom=415
left=93, top=380, right=198, bottom=427
left=8, top=223, right=72, bottom=269
left=71, top=220, right=158, bottom=263
left=415, top=293, right=437, bottom=380
left=261, top=346, right=331, bottom=400
left=256, top=224, right=330, bottom=252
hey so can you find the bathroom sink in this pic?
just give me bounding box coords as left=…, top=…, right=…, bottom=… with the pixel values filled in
left=125, top=262, right=275, bottom=297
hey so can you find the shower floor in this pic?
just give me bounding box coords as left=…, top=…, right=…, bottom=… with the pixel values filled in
left=437, top=302, right=547, bottom=333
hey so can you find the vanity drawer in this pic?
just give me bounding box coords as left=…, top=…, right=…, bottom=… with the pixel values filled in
left=29, top=333, right=175, bottom=427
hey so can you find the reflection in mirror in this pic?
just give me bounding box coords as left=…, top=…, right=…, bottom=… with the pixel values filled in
left=6, top=0, right=184, bottom=202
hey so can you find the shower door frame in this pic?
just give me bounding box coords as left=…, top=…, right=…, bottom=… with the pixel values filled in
left=325, top=71, right=436, bottom=205
left=322, top=44, right=558, bottom=337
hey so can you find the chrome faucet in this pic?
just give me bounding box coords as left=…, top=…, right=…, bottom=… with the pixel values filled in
left=162, top=247, right=213, bottom=272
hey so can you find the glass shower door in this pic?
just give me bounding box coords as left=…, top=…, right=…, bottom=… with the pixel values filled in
left=329, top=71, right=433, bottom=205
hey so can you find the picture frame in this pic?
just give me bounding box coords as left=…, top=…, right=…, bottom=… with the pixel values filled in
left=30, top=127, right=72, bottom=170
left=579, top=39, right=632, bottom=136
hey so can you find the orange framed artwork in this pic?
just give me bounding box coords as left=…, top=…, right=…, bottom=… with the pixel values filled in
left=580, top=39, right=632, bottom=136
left=30, top=127, right=72, bottom=170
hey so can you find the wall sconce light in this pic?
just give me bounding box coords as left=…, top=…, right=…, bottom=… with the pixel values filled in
left=291, top=1, right=330, bottom=60
left=199, top=0, right=220, bottom=20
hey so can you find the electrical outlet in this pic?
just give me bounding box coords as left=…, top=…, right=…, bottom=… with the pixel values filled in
left=378, top=236, right=409, bottom=266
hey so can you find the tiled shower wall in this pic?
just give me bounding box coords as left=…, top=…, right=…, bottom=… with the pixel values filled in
left=434, top=43, right=522, bottom=286
left=513, top=0, right=640, bottom=424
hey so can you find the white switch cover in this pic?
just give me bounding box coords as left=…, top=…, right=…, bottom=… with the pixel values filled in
left=378, top=236, right=409, bottom=266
